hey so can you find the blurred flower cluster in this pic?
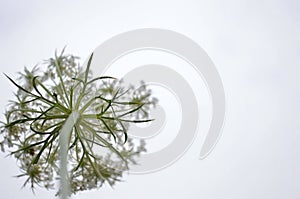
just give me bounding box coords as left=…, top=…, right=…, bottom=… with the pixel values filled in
left=0, top=49, right=157, bottom=195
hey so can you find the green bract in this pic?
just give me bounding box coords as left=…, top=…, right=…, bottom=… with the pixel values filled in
left=0, top=50, right=156, bottom=195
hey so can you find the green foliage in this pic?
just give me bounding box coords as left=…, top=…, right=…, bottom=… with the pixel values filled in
left=0, top=49, right=156, bottom=195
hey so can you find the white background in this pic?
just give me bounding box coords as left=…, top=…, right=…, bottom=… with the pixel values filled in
left=0, top=0, right=299, bottom=198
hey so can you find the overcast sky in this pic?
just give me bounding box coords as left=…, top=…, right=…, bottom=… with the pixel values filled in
left=0, top=0, right=300, bottom=199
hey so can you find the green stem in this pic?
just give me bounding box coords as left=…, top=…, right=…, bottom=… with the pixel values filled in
left=59, top=111, right=80, bottom=199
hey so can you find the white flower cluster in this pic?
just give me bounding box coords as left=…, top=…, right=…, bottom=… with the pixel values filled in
left=0, top=50, right=156, bottom=195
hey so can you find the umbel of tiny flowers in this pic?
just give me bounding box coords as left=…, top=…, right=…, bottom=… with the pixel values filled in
left=0, top=49, right=157, bottom=198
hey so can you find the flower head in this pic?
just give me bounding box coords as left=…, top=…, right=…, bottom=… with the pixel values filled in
left=0, top=49, right=156, bottom=195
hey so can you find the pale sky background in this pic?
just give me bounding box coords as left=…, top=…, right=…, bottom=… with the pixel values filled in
left=0, top=0, right=300, bottom=199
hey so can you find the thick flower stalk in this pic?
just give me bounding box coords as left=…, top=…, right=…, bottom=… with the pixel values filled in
left=0, top=50, right=156, bottom=196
